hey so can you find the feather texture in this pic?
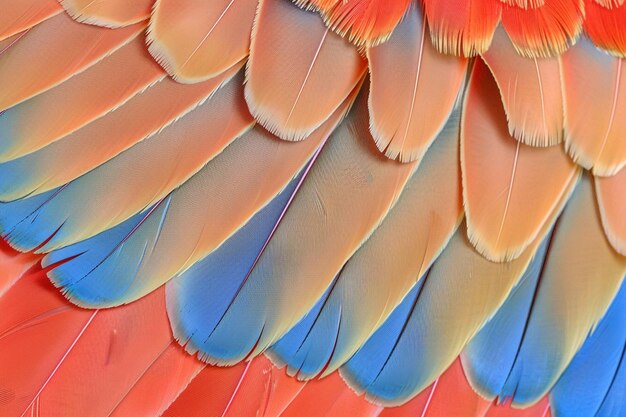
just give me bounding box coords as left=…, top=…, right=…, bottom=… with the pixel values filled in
left=0, top=0, right=61, bottom=41
left=269, top=108, right=463, bottom=380
left=341, top=223, right=543, bottom=405
left=59, top=0, right=152, bottom=27
left=467, top=174, right=626, bottom=406
left=561, top=37, right=626, bottom=176
left=462, top=60, right=579, bottom=262
left=481, top=27, right=564, bottom=146
left=0, top=69, right=228, bottom=201
left=0, top=268, right=200, bottom=417
left=584, top=0, right=626, bottom=58
left=0, top=36, right=165, bottom=163
left=367, top=3, right=467, bottom=162
left=550, top=280, right=626, bottom=417
left=595, top=167, right=626, bottom=256
left=246, top=0, right=366, bottom=140
left=501, top=0, right=584, bottom=58
left=423, top=0, right=502, bottom=56
left=226, top=89, right=414, bottom=359
left=147, top=0, right=258, bottom=83
left=315, top=0, right=411, bottom=46
left=0, top=13, right=144, bottom=112
left=166, top=89, right=417, bottom=366
left=0, top=66, right=246, bottom=254
left=42, top=87, right=353, bottom=309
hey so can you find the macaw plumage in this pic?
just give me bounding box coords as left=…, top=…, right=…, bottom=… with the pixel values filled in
left=0, top=0, right=625, bottom=416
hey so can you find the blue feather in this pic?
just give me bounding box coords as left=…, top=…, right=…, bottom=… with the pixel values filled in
left=165, top=174, right=301, bottom=364
left=462, top=237, right=550, bottom=401
left=550, top=278, right=626, bottom=417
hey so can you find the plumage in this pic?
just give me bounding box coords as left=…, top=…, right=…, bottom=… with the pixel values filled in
left=269, top=108, right=462, bottom=379
left=481, top=27, right=564, bottom=146
left=501, top=0, right=546, bottom=8
left=42, top=86, right=352, bottom=309
left=0, top=13, right=144, bottom=112
left=462, top=239, right=551, bottom=401
left=462, top=60, right=579, bottom=262
left=0, top=66, right=247, bottom=254
left=367, top=3, right=467, bottom=162
left=219, top=89, right=414, bottom=359
left=418, top=360, right=492, bottom=417
left=423, top=0, right=502, bottom=56
left=0, top=68, right=229, bottom=201
left=167, top=89, right=416, bottom=367
left=341, top=223, right=543, bottom=405
left=0, top=267, right=199, bottom=417
left=584, top=0, right=626, bottom=58
left=468, top=174, right=626, bottom=406
left=596, top=166, right=626, bottom=256
left=315, top=0, right=412, bottom=46
left=550, top=280, right=626, bottom=417
left=246, top=0, right=366, bottom=140
left=0, top=246, right=38, bottom=296
left=58, top=0, right=152, bottom=27
left=1, top=0, right=625, bottom=414
left=0, top=36, right=165, bottom=163
left=501, top=0, right=584, bottom=58
left=160, top=362, right=249, bottom=417
left=0, top=0, right=61, bottom=41
left=147, top=0, right=258, bottom=83
left=561, top=37, right=626, bottom=176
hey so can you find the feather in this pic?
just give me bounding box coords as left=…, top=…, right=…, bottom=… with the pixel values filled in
left=316, top=0, right=412, bottom=47
left=246, top=0, right=366, bottom=140
left=0, top=245, right=38, bottom=296
left=280, top=371, right=377, bottom=417
left=0, top=0, right=61, bottom=42
left=594, top=350, right=626, bottom=417
left=161, top=356, right=305, bottom=417
left=550, top=280, right=626, bottom=417
left=167, top=175, right=306, bottom=364
left=0, top=269, right=197, bottom=417
left=462, top=60, right=579, bottom=262
left=147, top=0, right=258, bottom=83
left=561, top=37, right=626, bottom=176
left=160, top=362, right=248, bottom=417
left=220, top=358, right=308, bottom=417
left=584, top=0, right=626, bottom=58
left=210, top=89, right=414, bottom=361
left=0, top=36, right=165, bottom=163
left=419, top=360, right=492, bottom=417
left=486, top=399, right=551, bottom=417
left=367, top=3, right=467, bottom=162
left=0, top=67, right=229, bottom=201
left=462, top=238, right=551, bottom=401
left=596, top=167, right=626, bottom=256
left=422, top=0, right=501, bottom=56
left=378, top=383, right=434, bottom=417
left=481, top=27, right=564, bottom=146
left=476, top=174, right=626, bottom=406
left=341, top=222, right=543, bottom=405
left=58, top=0, right=152, bottom=27
left=269, top=108, right=462, bottom=380
left=0, top=66, right=246, bottom=254
left=501, top=0, right=584, bottom=57
left=166, top=88, right=416, bottom=366
left=593, top=0, right=625, bottom=8
left=107, top=344, right=204, bottom=417
left=0, top=32, right=28, bottom=57
left=0, top=13, right=144, bottom=112
left=40, top=88, right=353, bottom=308
left=500, top=0, right=546, bottom=8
